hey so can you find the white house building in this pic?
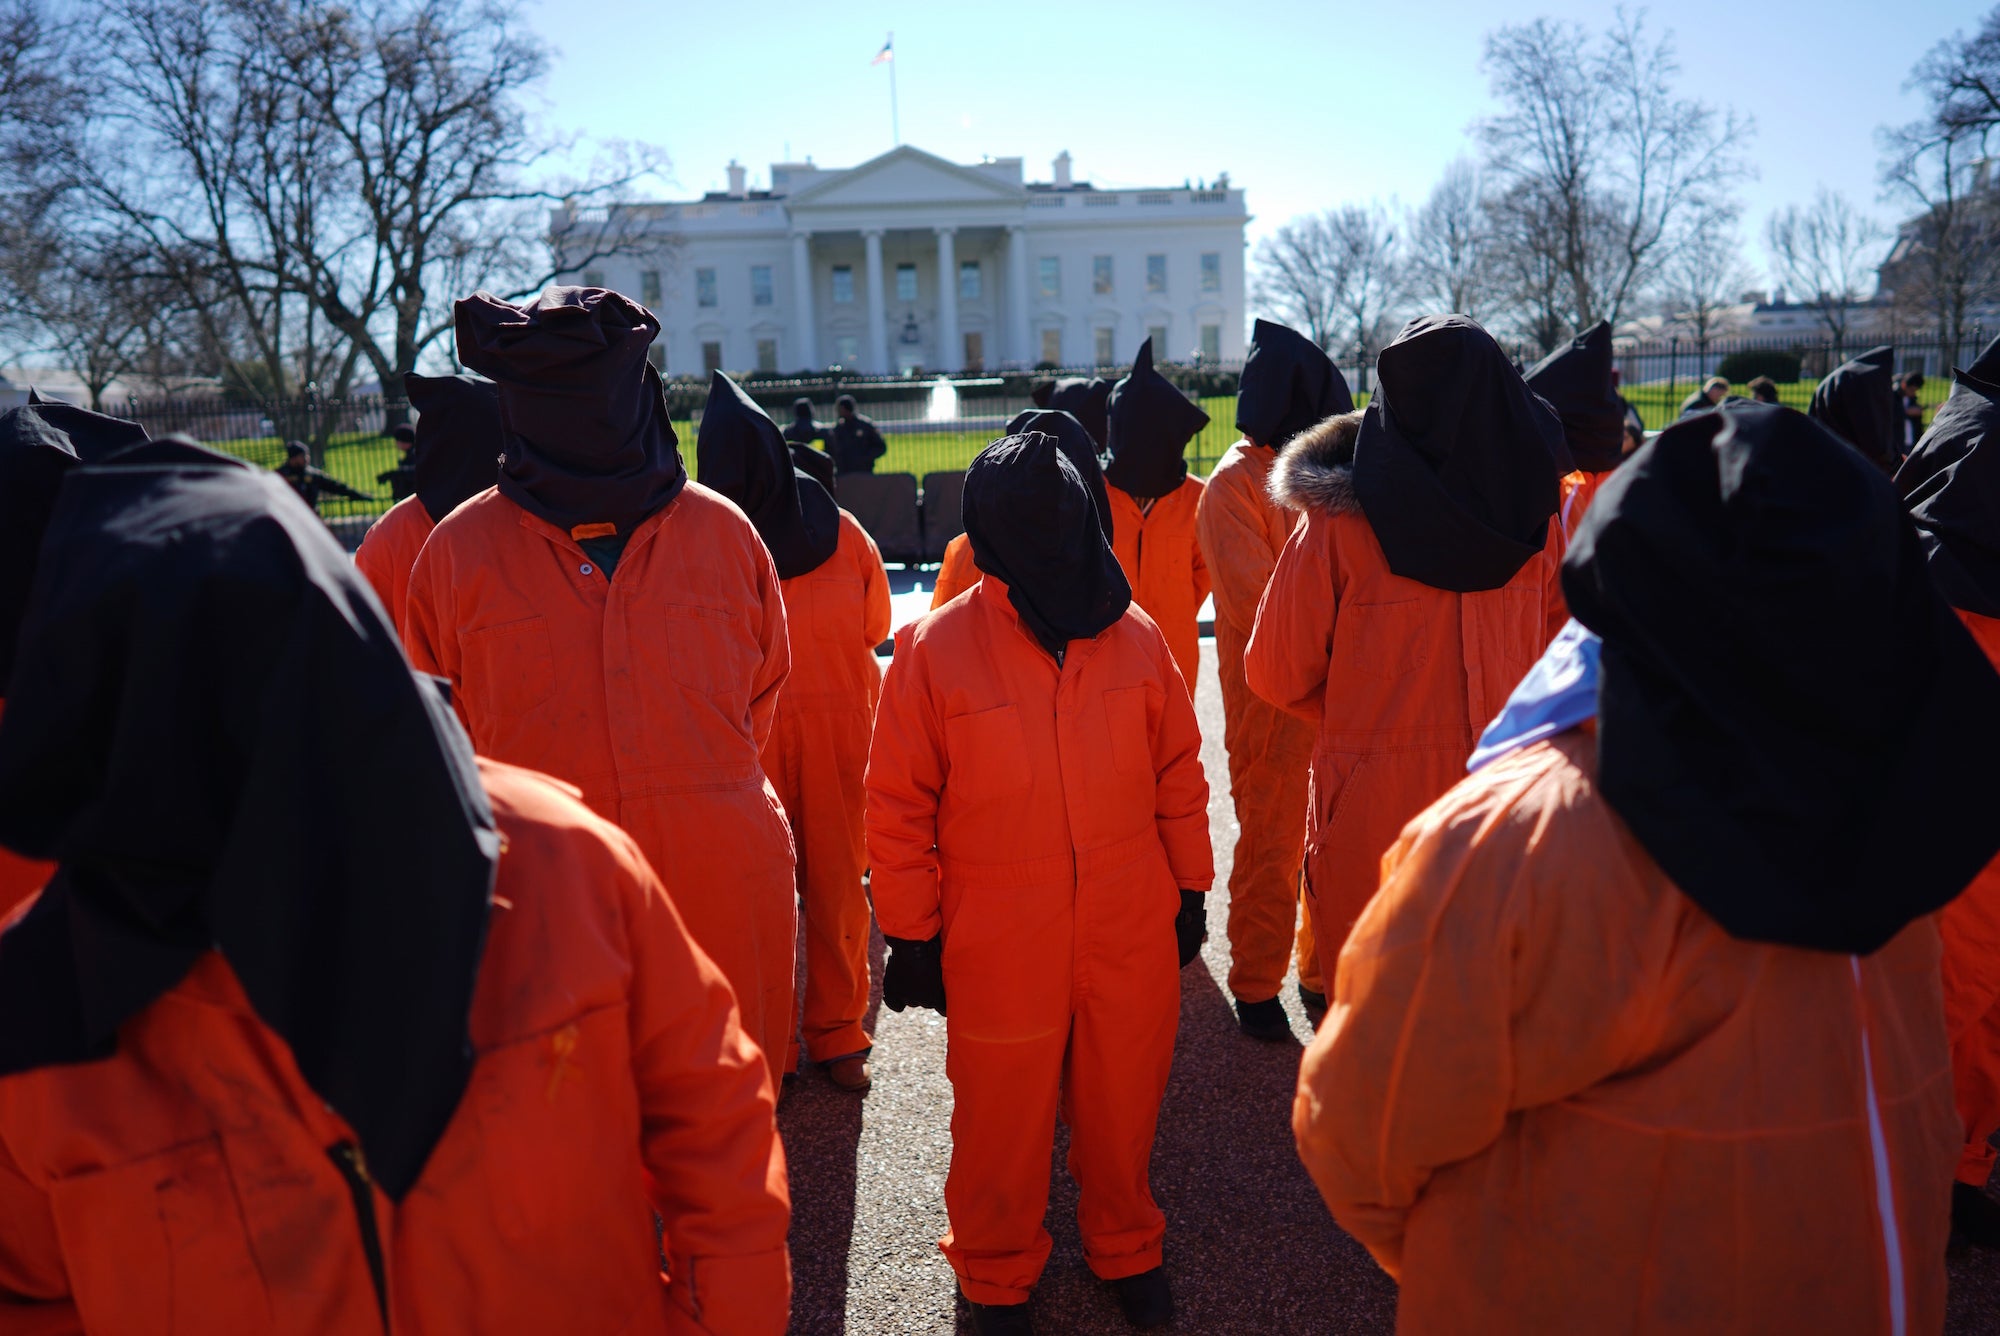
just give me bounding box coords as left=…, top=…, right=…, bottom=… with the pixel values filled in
left=551, top=145, right=1250, bottom=377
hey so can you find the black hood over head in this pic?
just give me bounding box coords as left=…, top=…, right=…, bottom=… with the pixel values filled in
left=453, top=287, right=686, bottom=539
left=1104, top=340, right=1210, bottom=499
left=0, top=407, right=84, bottom=690
left=1564, top=402, right=2000, bottom=954
left=1235, top=319, right=1353, bottom=450
left=1898, top=334, right=2000, bottom=617
left=697, top=371, right=840, bottom=579
left=1809, top=345, right=1899, bottom=469
left=962, top=431, right=1130, bottom=658
left=1004, top=407, right=1114, bottom=542
left=1030, top=376, right=1113, bottom=450
left=1524, top=320, right=1624, bottom=473
left=22, top=391, right=149, bottom=462
left=0, top=458, right=499, bottom=1199
left=1352, top=314, right=1562, bottom=592
left=405, top=372, right=502, bottom=524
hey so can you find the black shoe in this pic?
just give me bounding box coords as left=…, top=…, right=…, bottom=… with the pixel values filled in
left=1297, top=984, right=1328, bottom=1016
left=1234, top=996, right=1290, bottom=1041
left=1953, top=1182, right=2000, bottom=1248
left=1107, top=1267, right=1174, bottom=1328
left=962, top=1293, right=1033, bottom=1335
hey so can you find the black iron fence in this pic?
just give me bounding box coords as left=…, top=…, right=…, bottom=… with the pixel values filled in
left=99, top=325, right=1987, bottom=527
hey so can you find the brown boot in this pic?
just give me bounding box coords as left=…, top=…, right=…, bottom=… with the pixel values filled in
left=826, top=1052, right=872, bottom=1093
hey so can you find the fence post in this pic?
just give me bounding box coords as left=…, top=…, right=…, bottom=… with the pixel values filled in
left=1666, top=338, right=1679, bottom=417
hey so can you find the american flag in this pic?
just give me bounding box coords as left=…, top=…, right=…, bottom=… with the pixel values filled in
left=871, top=36, right=893, bottom=65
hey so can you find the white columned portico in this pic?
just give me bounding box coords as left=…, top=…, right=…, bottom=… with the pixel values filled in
left=862, top=227, right=889, bottom=374
left=1006, top=224, right=1032, bottom=368
left=934, top=226, right=959, bottom=372
left=789, top=231, right=817, bottom=371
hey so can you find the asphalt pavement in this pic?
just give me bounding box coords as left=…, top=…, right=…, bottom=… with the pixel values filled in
left=776, top=640, right=2000, bottom=1334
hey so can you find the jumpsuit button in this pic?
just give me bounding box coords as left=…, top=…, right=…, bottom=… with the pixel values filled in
left=580, top=563, right=594, bottom=576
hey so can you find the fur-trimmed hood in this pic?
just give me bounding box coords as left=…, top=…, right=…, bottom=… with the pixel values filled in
left=1268, top=411, right=1363, bottom=515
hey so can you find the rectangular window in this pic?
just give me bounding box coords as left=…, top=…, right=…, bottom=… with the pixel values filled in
left=701, top=341, right=723, bottom=374
left=1094, top=327, right=1115, bottom=365
left=960, top=260, right=982, bottom=301
left=1201, top=324, right=1221, bottom=361
left=750, top=265, right=773, bottom=307
left=1146, top=254, right=1167, bottom=295
left=640, top=270, right=662, bottom=305
left=1200, top=252, right=1221, bottom=293
left=1037, top=256, right=1060, bottom=299
left=832, top=265, right=854, bottom=304
left=963, top=331, right=984, bottom=370
left=756, top=338, right=778, bottom=372
left=835, top=334, right=860, bottom=365
left=1040, top=328, right=1062, bottom=365
left=1093, top=255, right=1113, bottom=295
left=583, top=268, right=605, bottom=289
left=696, top=267, right=718, bottom=308
left=896, top=263, right=918, bottom=302
left=1148, top=324, right=1169, bottom=356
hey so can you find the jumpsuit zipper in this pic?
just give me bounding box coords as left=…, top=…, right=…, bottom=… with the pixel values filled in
left=329, top=1141, right=391, bottom=1332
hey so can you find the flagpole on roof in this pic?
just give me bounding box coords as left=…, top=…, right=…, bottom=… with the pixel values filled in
left=873, top=33, right=898, bottom=146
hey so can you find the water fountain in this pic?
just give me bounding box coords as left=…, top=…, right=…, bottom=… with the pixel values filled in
left=923, top=375, right=960, bottom=423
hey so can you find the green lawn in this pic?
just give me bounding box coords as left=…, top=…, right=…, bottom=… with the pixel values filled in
left=1620, top=376, right=1953, bottom=431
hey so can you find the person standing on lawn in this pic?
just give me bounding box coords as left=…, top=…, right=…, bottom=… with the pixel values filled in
left=867, top=431, right=1212, bottom=1334
left=375, top=422, right=419, bottom=501
left=275, top=440, right=374, bottom=513
left=1198, top=318, right=1351, bottom=1039
left=403, top=287, right=799, bottom=1087
left=828, top=394, right=888, bottom=475
left=1101, top=338, right=1210, bottom=693
left=699, top=371, right=890, bottom=1093
left=353, top=372, right=501, bottom=633
left=0, top=453, right=793, bottom=1333
left=782, top=397, right=838, bottom=495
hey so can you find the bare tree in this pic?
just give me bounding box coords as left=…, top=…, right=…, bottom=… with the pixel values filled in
left=1764, top=189, right=1888, bottom=344
left=1251, top=214, right=1343, bottom=351
left=76, top=0, right=666, bottom=405
left=1324, top=204, right=1406, bottom=363
left=1477, top=8, right=1751, bottom=333
left=1661, top=215, right=1751, bottom=353
left=1484, top=182, right=1571, bottom=352
left=1406, top=159, right=1494, bottom=318
left=0, top=0, right=82, bottom=332
left=23, top=238, right=204, bottom=407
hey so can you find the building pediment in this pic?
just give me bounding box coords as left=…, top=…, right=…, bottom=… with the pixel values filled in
left=787, top=146, right=1024, bottom=212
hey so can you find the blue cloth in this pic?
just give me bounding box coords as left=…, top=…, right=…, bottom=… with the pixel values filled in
left=1467, top=619, right=1601, bottom=772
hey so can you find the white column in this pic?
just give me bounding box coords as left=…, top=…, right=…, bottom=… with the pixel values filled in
left=934, top=226, right=959, bottom=372
left=1006, top=224, right=1032, bottom=368
left=790, top=231, right=817, bottom=371
left=862, top=227, right=889, bottom=374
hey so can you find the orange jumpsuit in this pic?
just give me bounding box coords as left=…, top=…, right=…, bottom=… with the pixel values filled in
left=866, top=577, right=1213, bottom=1304
left=1107, top=477, right=1208, bottom=692
left=404, top=484, right=798, bottom=1085
left=0, top=758, right=792, bottom=1335
left=1295, top=731, right=1958, bottom=1335
left=930, top=532, right=978, bottom=609
left=1559, top=469, right=1611, bottom=543
left=762, top=511, right=891, bottom=1065
left=352, top=493, right=438, bottom=633
left=1942, top=609, right=2000, bottom=1188
left=0, top=703, right=49, bottom=919
left=1196, top=441, right=1321, bottom=1004
left=1246, top=493, right=1562, bottom=987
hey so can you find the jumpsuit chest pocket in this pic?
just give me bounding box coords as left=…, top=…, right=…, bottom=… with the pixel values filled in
left=943, top=704, right=1031, bottom=803
left=659, top=602, right=753, bottom=694
left=1338, top=600, right=1432, bottom=682
left=1102, top=685, right=1153, bottom=779
left=465, top=616, right=557, bottom=717
left=808, top=576, right=865, bottom=644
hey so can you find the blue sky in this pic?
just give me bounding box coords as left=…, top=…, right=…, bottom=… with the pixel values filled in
left=520, top=0, right=1980, bottom=288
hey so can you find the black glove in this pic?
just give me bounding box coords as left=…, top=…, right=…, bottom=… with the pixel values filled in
left=1175, top=890, right=1207, bottom=969
left=882, top=934, right=947, bottom=1015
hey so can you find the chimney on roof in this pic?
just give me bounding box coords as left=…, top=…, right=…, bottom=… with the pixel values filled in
left=727, top=160, right=747, bottom=199
left=1053, top=150, right=1072, bottom=190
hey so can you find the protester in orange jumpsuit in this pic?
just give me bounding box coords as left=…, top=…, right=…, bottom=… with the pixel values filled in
left=1198, top=319, right=1350, bottom=1038
left=1295, top=402, right=2000, bottom=1334
left=354, top=371, right=500, bottom=631
left=698, top=371, right=890, bottom=1092
left=0, top=401, right=148, bottom=918
left=867, top=432, right=1212, bottom=1335
left=930, top=407, right=1111, bottom=612
left=1097, top=339, right=1210, bottom=691
left=1525, top=320, right=1628, bottom=542
left=1898, top=333, right=2000, bottom=1246
left=0, top=456, right=791, bottom=1333
left=1811, top=344, right=1900, bottom=471
left=1246, top=315, right=1566, bottom=987
left=404, top=288, right=798, bottom=1085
